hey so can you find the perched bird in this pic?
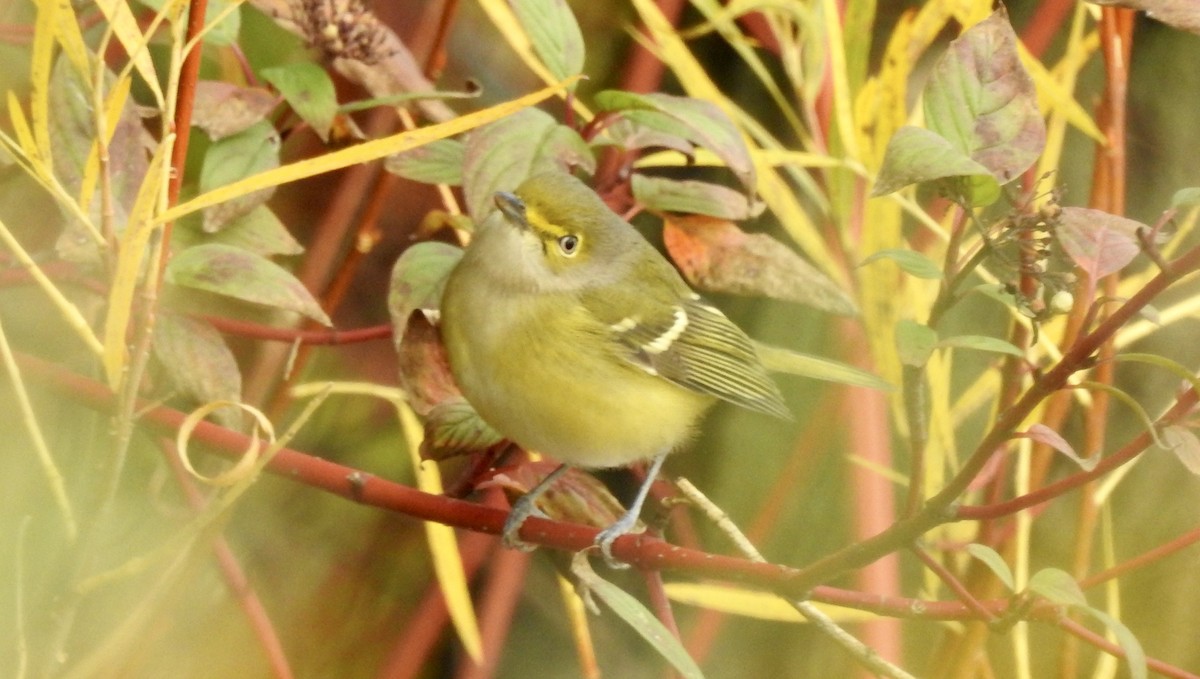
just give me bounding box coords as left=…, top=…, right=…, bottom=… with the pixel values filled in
left=440, top=171, right=788, bottom=564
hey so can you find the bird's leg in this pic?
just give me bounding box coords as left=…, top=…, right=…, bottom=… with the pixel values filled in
left=594, top=452, right=668, bottom=569
left=501, top=463, right=571, bottom=551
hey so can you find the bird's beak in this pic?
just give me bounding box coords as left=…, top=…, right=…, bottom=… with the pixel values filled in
left=493, top=191, right=528, bottom=228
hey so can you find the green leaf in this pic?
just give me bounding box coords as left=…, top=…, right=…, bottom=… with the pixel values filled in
left=1078, top=607, right=1148, bottom=679
left=166, top=243, right=331, bottom=325
left=1058, top=207, right=1147, bottom=280
left=1170, top=187, right=1200, bottom=209
left=756, top=344, right=892, bottom=391
left=174, top=205, right=303, bottom=257
left=260, top=62, right=338, bottom=142
left=923, top=7, right=1045, bottom=184
left=570, top=554, right=705, bottom=679
left=937, top=334, right=1024, bottom=357
left=153, top=314, right=243, bottom=429
left=1027, top=568, right=1087, bottom=607
left=860, top=248, right=944, bottom=280
left=632, top=175, right=763, bottom=220
left=422, top=400, right=504, bottom=461
left=871, top=126, right=999, bottom=205
left=510, top=0, right=585, bottom=82
left=965, top=544, right=1015, bottom=591
left=594, top=90, right=755, bottom=192
left=1026, top=567, right=1147, bottom=679
left=385, top=139, right=465, bottom=185
left=198, top=120, right=280, bottom=232
left=461, top=108, right=595, bottom=220
left=387, top=241, right=464, bottom=338
left=895, top=319, right=937, bottom=367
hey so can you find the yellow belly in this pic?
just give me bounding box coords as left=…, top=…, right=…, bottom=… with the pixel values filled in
left=442, top=288, right=713, bottom=468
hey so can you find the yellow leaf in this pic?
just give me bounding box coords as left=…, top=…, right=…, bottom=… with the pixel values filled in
left=160, top=76, right=581, bottom=225
left=50, top=0, right=92, bottom=77
left=103, top=133, right=173, bottom=389
left=665, top=582, right=879, bottom=623
left=78, top=74, right=135, bottom=217
left=6, top=91, right=39, bottom=162
left=93, top=0, right=165, bottom=105
left=31, top=0, right=59, bottom=166
left=396, top=401, right=484, bottom=663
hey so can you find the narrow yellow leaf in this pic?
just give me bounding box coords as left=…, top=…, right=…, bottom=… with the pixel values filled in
left=78, top=73, right=135, bottom=217
left=93, top=0, right=165, bottom=104
left=396, top=400, right=484, bottom=663
left=160, top=76, right=581, bottom=225
left=0, top=217, right=104, bottom=356
left=818, top=0, right=859, bottom=159
left=664, top=582, right=879, bottom=623
left=6, top=92, right=39, bottom=162
left=31, top=0, right=59, bottom=166
left=103, top=133, right=173, bottom=389
left=50, top=0, right=93, bottom=77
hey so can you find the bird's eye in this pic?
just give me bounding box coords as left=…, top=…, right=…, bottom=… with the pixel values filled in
left=557, top=234, right=580, bottom=256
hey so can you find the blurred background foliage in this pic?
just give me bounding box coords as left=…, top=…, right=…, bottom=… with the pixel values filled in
left=2, top=1, right=1200, bottom=678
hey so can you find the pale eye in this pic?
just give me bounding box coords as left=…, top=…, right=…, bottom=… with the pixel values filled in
left=558, top=234, right=580, bottom=256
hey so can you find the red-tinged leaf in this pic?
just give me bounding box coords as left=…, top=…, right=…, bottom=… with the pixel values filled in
left=261, top=62, right=338, bottom=142
left=479, top=464, right=629, bottom=530
left=385, top=139, right=465, bottom=185
left=421, top=399, right=503, bottom=460
left=1018, top=423, right=1097, bottom=471
left=1058, top=207, right=1147, bottom=280
left=662, top=215, right=856, bottom=315
left=511, top=0, right=585, bottom=82
left=192, top=81, right=278, bottom=141
left=1091, top=0, right=1200, bottom=34
left=594, top=90, right=755, bottom=193
left=198, top=120, right=280, bottom=232
left=165, top=243, right=331, bottom=325
left=461, top=108, right=595, bottom=219
left=924, top=7, right=1045, bottom=184
left=633, top=175, right=763, bottom=220
left=153, top=314, right=243, bottom=429
left=395, top=311, right=465, bottom=418
left=387, top=241, right=463, bottom=346
left=1160, top=425, right=1200, bottom=475
left=871, top=126, right=1000, bottom=205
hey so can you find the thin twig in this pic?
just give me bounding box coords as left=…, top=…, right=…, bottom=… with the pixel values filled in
left=675, top=478, right=917, bottom=679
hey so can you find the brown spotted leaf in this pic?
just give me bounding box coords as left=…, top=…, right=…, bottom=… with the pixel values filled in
left=192, top=81, right=278, bottom=141
left=395, top=311, right=465, bottom=418
left=479, top=463, right=631, bottom=530
left=924, top=8, right=1045, bottom=185
left=663, top=215, right=857, bottom=315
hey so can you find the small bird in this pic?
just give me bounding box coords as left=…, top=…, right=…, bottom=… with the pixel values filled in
left=440, top=171, right=789, bottom=564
